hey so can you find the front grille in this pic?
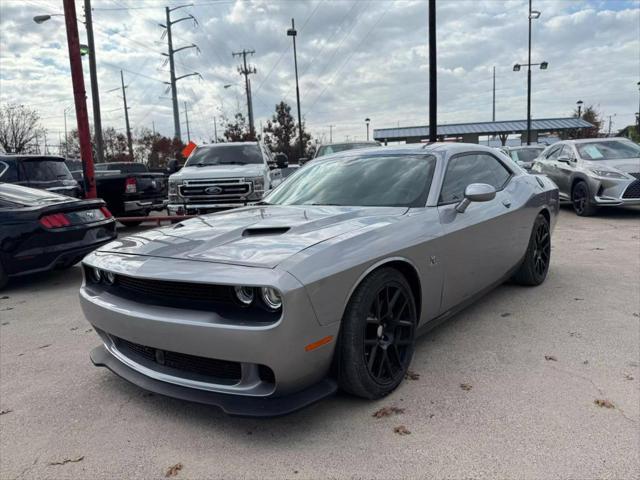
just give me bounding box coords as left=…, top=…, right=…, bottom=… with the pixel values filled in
left=622, top=180, right=640, bottom=199
left=179, top=178, right=252, bottom=202
left=115, top=275, right=234, bottom=305
left=113, top=336, right=242, bottom=382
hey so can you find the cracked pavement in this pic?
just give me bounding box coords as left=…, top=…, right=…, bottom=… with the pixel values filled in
left=1, top=206, right=638, bottom=479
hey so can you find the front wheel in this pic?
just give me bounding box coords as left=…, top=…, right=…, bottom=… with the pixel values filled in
left=512, top=214, right=551, bottom=286
left=336, top=268, right=417, bottom=399
left=572, top=181, right=598, bottom=216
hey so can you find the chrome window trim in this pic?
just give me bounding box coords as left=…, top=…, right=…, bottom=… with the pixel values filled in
left=0, top=161, right=8, bottom=179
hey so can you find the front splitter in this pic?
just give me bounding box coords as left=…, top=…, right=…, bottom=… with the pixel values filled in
left=90, top=345, right=338, bottom=417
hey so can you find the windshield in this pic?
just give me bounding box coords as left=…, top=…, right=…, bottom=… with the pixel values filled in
left=316, top=143, right=379, bottom=158
left=185, top=145, right=263, bottom=167
left=511, top=148, right=544, bottom=163
left=20, top=158, right=73, bottom=181
left=265, top=154, right=436, bottom=207
left=577, top=140, right=640, bottom=160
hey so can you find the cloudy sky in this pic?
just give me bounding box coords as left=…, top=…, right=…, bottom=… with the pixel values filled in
left=0, top=0, right=638, bottom=149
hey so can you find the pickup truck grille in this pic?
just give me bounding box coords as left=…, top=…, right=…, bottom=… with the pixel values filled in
left=179, top=178, right=252, bottom=202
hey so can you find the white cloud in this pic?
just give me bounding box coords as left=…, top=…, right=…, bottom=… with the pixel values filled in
left=0, top=0, right=638, bottom=148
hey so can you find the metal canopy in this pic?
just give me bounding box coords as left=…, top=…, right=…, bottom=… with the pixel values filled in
left=373, top=117, right=594, bottom=141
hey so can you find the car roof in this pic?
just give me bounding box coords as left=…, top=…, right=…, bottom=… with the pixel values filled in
left=0, top=154, right=66, bottom=161
left=197, top=142, right=259, bottom=148
left=566, top=137, right=632, bottom=144
left=504, top=145, right=546, bottom=150
left=319, top=141, right=380, bottom=147
left=313, top=142, right=502, bottom=160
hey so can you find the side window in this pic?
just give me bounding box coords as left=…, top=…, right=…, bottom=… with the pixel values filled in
left=439, top=153, right=512, bottom=204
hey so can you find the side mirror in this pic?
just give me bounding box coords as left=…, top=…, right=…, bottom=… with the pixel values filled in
left=299, top=157, right=309, bottom=165
left=456, top=183, right=497, bottom=213
left=557, top=156, right=571, bottom=165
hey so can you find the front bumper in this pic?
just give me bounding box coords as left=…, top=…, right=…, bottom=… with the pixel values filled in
left=90, top=345, right=337, bottom=417
left=80, top=253, right=340, bottom=414
left=589, top=176, right=640, bottom=206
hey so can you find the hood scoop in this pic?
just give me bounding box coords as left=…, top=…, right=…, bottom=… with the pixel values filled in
left=242, top=226, right=291, bottom=237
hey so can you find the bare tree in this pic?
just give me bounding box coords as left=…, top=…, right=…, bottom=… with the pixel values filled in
left=0, top=104, right=44, bottom=153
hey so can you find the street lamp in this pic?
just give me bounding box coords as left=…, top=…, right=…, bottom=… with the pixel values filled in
left=287, top=18, right=304, bottom=160
left=365, top=118, right=371, bottom=141
left=512, top=0, right=547, bottom=145
left=576, top=100, right=583, bottom=118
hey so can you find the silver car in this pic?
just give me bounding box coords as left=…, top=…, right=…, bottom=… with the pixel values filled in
left=80, top=143, right=559, bottom=416
left=531, top=138, right=640, bottom=216
left=500, top=145, right=546, bottom=171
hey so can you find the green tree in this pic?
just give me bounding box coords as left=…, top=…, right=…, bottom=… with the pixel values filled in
left=564, top=104, right=603, bottom=139
left=222, top=113, right=254, bottom=142
left=262, top=101, right=314, bottom=162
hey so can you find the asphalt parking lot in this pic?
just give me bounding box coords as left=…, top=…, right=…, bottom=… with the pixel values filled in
left=1, top=206, right=638, bottom=480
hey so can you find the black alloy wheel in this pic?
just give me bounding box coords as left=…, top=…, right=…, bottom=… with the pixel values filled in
left=364, top=284, right=415, bottom=386
left=572, top=181, right=597, bottom=216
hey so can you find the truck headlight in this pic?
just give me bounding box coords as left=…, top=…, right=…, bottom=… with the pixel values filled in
left=168, top=180, right=181, bottom=195
left=251, top=176, right=265, bottom=191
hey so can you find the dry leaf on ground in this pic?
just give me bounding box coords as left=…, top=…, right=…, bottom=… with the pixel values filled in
left=405, top=370, right=420, bottom=380
left=49, top=456, right=84, bottom=466
left=373, top=406, right=405, bottom=418
left=460, top=383, right=472, bottom=391
left=594, top=399, right=615, bottom=409
left=623, top=373, right=634, bottom=381
left=166, top=463, right=184, bottom=477
left=0, top=409, right=12, bottom=415
left=393, top=425, right=411, bottom=435
left=544, top=355, right=557, bottom=361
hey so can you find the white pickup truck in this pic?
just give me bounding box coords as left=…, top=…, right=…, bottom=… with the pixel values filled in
left=167, top=141, right=284, bottom=216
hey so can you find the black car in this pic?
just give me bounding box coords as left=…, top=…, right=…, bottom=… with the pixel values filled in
left=0, top=155, right=82, bottom=197
left=0, top=183, right=117, bottom=289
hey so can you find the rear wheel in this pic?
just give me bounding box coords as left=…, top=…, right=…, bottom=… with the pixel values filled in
left=336, top=268, right=417, bottom=399
left=512, top=214, right=551, bottom=286
left=571, top=181, right=598, bottom=216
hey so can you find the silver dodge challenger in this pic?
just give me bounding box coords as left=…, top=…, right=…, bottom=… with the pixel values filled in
left=80, top=143, right=559, bottom=416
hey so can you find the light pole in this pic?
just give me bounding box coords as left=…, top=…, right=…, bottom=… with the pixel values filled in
left=365, top=118, right=370, bottom=141
left=576, top=100, right=583, bottom=118
left=34, top=3, right=104, bottom=164
left=512, top=1, right=547, bottom=145
left=636, top=81, right=640, bottom=135
left=288, top=18, right=304, bottom=159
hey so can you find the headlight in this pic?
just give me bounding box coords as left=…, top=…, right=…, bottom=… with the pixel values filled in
left=234, top=286, right=255, bottom=306
left=90, top=267, right=101, bottom=283
left=589, top=169, right=627, bottom=179
left=261, top=287, right=282, bottom=311
left=251, top=176, right=265, bottom=191
left=103, top=271, right=115, bottom=285
left=168, top=180, right=181, bottom=195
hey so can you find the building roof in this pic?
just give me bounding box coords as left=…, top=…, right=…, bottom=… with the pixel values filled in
left=373, top=117, right=594, bottom=141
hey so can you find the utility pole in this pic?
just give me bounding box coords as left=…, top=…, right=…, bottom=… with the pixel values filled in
left=160, top=5, right=200, bottom=142
left=492, top=66, right=496, bottom=122
left=329, top=124, right=334, bottom=143
left=152, top=120, right=156, bottom=136
left=365, top=118, right=370, bottom=141
left=213, top=116, right=218, bottom=143
left=526, top=0, right=532, bottom=145
left=287, top=19, right=304, bottom=158
left=607, top=114, right=616, bottom=136
left=63, top=0, right=96, bottom=198
left=184, top=101, right=191, bottom=142
left=63, top=108, right=69, bottom=158
left=233, top=49, right=257, bottom=138
left=428, top=0, right=437, bottom=142
left=120, top=70, right=134, bottom=161
left=84, top=0, right=104, bottom=163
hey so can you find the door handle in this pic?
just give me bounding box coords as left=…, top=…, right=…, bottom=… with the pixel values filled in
left=502, top=199, right=511, bottom=208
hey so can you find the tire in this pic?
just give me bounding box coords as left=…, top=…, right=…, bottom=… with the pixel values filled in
left=119, top=220, right=143, bottom=227
left=336, top=268, right=417, bottom=399
left=571, top=181, right=598, bottom=216
left=512, top=214, right=551, bottom=286
left=0, top=262, right=7, bottom=291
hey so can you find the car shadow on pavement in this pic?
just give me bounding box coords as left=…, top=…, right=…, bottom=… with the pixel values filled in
left=3, top=264, right=83, bottom=294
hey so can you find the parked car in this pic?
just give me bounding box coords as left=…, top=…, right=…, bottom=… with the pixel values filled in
left=314, top=141, right=381, bottom=158
left=0, top=155, right=81, bottom=198
left=80, top=143, right=558, bottom=416
left=500, top=145, right=546, bottom=170
left=531, top=138, right=640, bottom=216
left=0, top=183, right=117, bottom=290
left=167, top=142, right=283, bottom=216
left=94, top=162, right=167, bottom=226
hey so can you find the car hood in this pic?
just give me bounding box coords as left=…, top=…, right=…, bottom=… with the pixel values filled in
left=99, top=205, right=407, bottom=268
left=171, top=164, right=265, bottom=180
left=584, top=158, right=640, bottom=174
